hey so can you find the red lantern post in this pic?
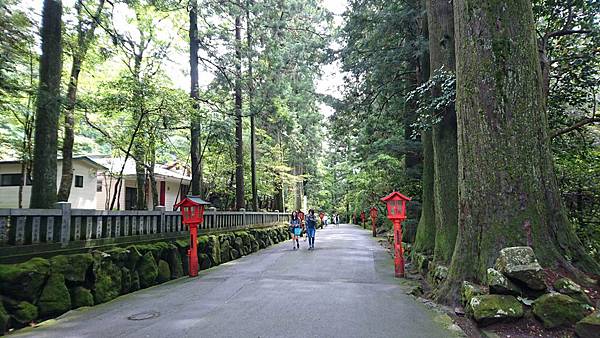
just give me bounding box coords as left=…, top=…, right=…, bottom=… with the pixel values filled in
left=360, top=211, right=366, bottom=229
left=369, top=207, right=378, bottom=237
left=380, top=192, right=411, bottom=278
left=174, top=196, right=210, bottom=277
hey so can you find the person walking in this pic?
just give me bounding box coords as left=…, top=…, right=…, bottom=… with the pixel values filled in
left=290, top=211, right=301, bottom=250
left=306, top=209, right=317, bottom=250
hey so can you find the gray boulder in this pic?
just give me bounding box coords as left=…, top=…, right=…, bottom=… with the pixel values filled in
left=469, top=295, right=524, bottom=325
left=553, top=277, right=593, bottom=306
left=486, top=268, right=521, bottom=296
left=575, top=311, right=600, bottom=338
left=532, top=292, right=591, bottom=328
left=494, top=246, right=546, bottom=291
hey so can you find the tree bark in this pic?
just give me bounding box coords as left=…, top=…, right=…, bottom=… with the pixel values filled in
left=439, top=0, right=600, bottom=303
left=427, top=0, right=458, bottom=265
left=189, top=0, right=202, bottom=197
left=30, top=0, right=63, bottom=209
left=234, top=13, right=245, bottom=210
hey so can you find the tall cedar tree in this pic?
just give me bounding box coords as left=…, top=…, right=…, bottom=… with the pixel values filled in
left=30, top=0, right=63, bottom=208
left=190, top=0, right=202, bottom=196
left=427, top=0, right=458, bottom=264
left=439, top=0, right=600, bottom=303
left=234, top=12, right=245, bottom=210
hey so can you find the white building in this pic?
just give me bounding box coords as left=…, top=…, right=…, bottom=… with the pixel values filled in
left=0, top=156, right=108, bottom=209
left=90, top=156, right=191, bottom=211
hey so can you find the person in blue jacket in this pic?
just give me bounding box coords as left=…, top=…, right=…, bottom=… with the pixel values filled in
left=305, top=209, right=317, bottom=250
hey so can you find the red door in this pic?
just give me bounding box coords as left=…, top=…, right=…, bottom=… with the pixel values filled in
left=159, top=181, right=166, bottom=206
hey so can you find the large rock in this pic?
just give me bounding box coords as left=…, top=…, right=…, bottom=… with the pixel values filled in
left=575, top=311, right=600, bottom=338
left=208, top=235, right=221, bottom=266
left=199, top=253, right=211, bottom=271
left=130, top=271, right=140, bottom=291
left=197, top=236, right=210, bottom=255
left=0, top=302, right=9, bottom=335
left=430, top=265, right=448, bottom=285
left=532, top=293, right=591, bottom=328
left=104, top=247, right=130, bottom=267
left=37, top=273, right=71, bottom=318
left=156, top=260, right=171, bottom=284
left=461, top=281, right=486, bottom=307
left=469, top=295, right=524, bottom=325
left=3, top=299, right=38, bottom=325
left=554, top=277, right=593, bottom=306
left=165, top=248, right=183, bottom=279
left=125, top=246, right=142, bottom=270
left=0, top=257, right=50, bottom=302
left=120, top=267, right=132, bottom=294
left=92, top=259, right=121, bottom=304
left=494, top=246, right=546, bottom=291
left=137, top=252, right=158, bottom=288
left=49, top=254, right=94, bottom=284
left=220, top=240, right=231, bottom=263
left=69, top=286, right=94, bottom=308
left=412, top=253, right=431, bottom=274
left=486, top=268, right=521, bottom=296
left=230, top=248, right=240, bottom=260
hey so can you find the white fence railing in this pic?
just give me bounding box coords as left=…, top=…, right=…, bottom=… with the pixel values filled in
left=0, top=203, right=289, bottom=248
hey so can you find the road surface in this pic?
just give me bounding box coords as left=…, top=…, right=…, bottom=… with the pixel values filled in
left=13, top=224, right=460, bottom=338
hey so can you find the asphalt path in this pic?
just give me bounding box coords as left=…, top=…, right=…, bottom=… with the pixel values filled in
left=13, top=224, right=459, bottom=338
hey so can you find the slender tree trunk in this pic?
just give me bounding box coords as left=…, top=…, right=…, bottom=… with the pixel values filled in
left=439, top=0, right=600, bottom=303
left=247, top=0, right=258, bottom=211
left=58, top=0, right=104, bottom=202
left=234, top=13, right=245, bottom=210
left=30, top=0, right=63, bottom=209
left=427, top=0, right=458, bottom=265
left=189, top=0, right=202, bottom=196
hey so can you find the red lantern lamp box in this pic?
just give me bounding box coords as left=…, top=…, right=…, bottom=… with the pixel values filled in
left=380, top=191, right=411, bottom=220
left=174, top=195, right=211, bottom=225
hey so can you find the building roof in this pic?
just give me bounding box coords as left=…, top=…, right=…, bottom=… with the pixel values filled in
left=89, top=156, right=191, bottom=183
left=0, top=156, right=108, bottom=170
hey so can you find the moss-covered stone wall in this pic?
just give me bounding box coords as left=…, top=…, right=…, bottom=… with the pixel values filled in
left=0, top=224, right=291, bottom=335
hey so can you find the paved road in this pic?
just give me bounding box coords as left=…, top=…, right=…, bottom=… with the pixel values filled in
left=14, top=224, right=459, bottom=338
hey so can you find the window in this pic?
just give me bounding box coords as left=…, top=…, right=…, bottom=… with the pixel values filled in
left=96, top=179, right=103, bottom=192
left=75, top=175, right=84, bottom=188
left=0, top=174, right=30, bottom=186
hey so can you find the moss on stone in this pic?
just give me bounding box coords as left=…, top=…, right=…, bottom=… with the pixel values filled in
left=6, top=300, right=38, bottom=325
left=69, top=287, right=94, bottom=309
left=156, top=260, right=171, bottom=284
left=0, top=257, right=50, bottom=302
left=37, top=273, right=71, bottom=318
left=486, top=268, right=521, bottom=296
left=165, top=247, right=183, bottom=279
left=124, top=246, right=142, bottom=270
left=0, top=302, right=9, bottom=335
left=92, top=260, right=121, bottom=304
left=461, top=281, right=487, bottom=307
left=131, top=271, right=140, bottom=291
left=120, top=267, right=131, bottom=294
left=575, top=311, right=600, bottom=338
left=197, top=236, right=210, bottom=255
left=136, top=252, right=158, bottom=288
left=494, top=247, right=546, bottom=291
left=532, top=293, right=590, bottom=328
left=199, top=253, right=211, bottom=271
left=49, top=253, right=94, bottom=283
left=469, top=295, right=523, bottom=325
left=209, top=235, right=221, bottom=266
left=554, top=277, right=592, bottom=306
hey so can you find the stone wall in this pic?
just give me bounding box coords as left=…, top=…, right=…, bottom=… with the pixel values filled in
left=0, top=224, right=291, bottom=335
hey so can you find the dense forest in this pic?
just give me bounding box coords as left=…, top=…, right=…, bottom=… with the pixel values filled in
left=0, top=0, right=599, bottom=303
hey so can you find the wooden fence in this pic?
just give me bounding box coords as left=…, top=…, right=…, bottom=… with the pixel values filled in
left=0, top=203, right=289, bottom=263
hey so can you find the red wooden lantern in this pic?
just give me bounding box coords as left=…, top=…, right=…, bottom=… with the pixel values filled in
left=174, top=195, right=210, bottom=277
left=369, top=207, right=378, bottom=237
left=380, top=192, right=411, bottom=278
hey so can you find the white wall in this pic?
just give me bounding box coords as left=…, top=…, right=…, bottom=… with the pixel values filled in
left=0, top=161, right=99, bottom=209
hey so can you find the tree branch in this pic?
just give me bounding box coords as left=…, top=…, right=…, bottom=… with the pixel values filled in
left=549, top=117, right=600, bottom=139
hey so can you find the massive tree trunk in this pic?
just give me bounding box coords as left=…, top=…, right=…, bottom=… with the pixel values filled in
left=427, top=0, right=458, bottom=264
left=413, top=0, right=435, bottom=255
left=414, top=131, right=436, bottom=255
left=247, top=0, right=258, bottom=211
left=58, top=0, right=104, bottom=202
left=440, top=0, right=600, bottom=303
left=234, top=13, right=245, bottom=210
left=189, top=0, right=202, bottom=196
left=30, top=0, right=63, bottom=209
